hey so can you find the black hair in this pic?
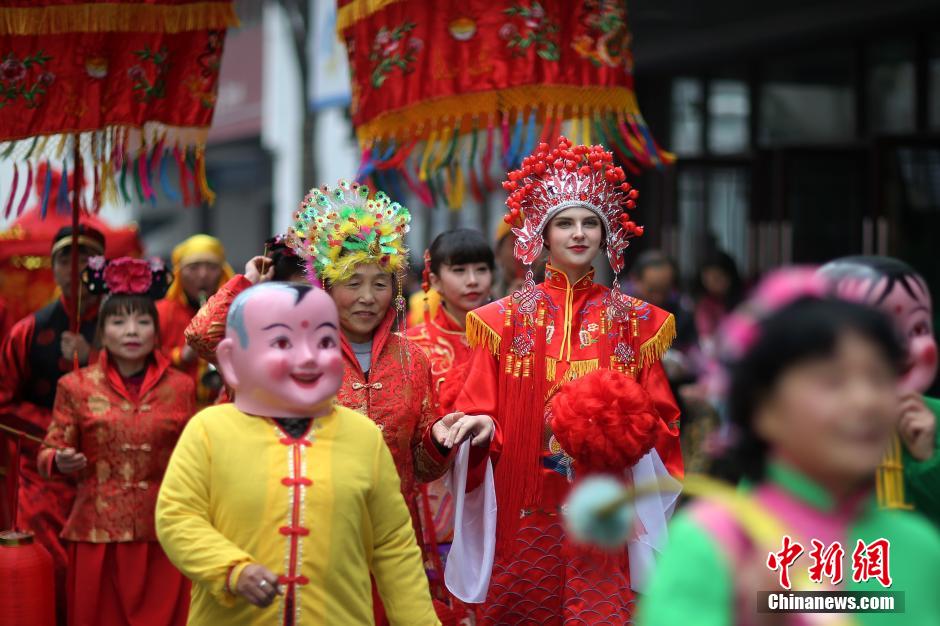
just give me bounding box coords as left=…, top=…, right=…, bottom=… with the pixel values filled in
left=265, top=236, right=306, bottom=282
left=819, top=255, right=928, bottom=305
left=285, top=283, right=314, bottom=303
left=718, top=297, right=904, bottom=483
left=428, top=228, right=495, bottom=275
left=95, top=294, right=160, bottom=347
left=696, top=250, right=744, bottom=308
left=631, top=249, right=677, bottom=279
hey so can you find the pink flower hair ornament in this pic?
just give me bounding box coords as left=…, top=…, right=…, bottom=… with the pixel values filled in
left=82, top=256, right=172, bottom=300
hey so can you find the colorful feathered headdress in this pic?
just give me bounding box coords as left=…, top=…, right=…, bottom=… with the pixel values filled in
left=287, top=180, right=411, bottom=285
left=502, top=136, right=643, bottom=275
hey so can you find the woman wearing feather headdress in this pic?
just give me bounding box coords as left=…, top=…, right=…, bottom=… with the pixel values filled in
left=183, top=181, right=457, bottom=623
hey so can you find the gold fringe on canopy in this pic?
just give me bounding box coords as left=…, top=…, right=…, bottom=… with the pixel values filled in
left=358, top=84, right=650, bottom=147
left=0, top=2, right=239, bottom=36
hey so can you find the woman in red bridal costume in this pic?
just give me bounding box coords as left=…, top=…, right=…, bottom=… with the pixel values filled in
left=437, top=137, right=684, bottom=624
left=39, top=257, right=194, bottom=626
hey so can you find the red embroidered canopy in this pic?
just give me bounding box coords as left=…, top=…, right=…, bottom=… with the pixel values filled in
left=0, top=0, right=238, bottom=214
left=337, top=0, right=673, bottom=208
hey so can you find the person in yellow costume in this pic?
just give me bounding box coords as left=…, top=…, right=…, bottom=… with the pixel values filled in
left=157, top=234, right=234, bottom=404
left=156, top=281, right=440, bottom=626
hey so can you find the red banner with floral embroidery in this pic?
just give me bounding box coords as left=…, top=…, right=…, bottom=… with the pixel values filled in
left=0, top=1, right=237, bottom=213
left=338, top=0, right=672, bottom=208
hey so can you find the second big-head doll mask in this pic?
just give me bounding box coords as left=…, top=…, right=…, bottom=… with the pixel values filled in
left=819, top=256, right=937, bottom=394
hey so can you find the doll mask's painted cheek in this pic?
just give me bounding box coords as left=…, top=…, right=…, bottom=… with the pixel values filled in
left=875, top=282, right=937, bottom=394
left=902, top=338, right=939, bottom=394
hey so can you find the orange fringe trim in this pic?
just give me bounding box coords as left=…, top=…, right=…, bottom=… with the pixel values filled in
left=0, top=2, right=239, bottom=35
left=335, top=0, right=405, bottom=33
left=467, top=311, right=677, bottom=378
left=359, top=85, right=653, bottom=143
left=465, top=311, right=501, bottom=356
left=640, top=313, right=676, bottom=369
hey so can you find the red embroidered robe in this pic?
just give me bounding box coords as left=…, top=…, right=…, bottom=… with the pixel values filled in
left=456, top=265, right=684, bottom=625
left=37, top=351, right=195, bottom=542
left=407, top=303, right=473, bottom=417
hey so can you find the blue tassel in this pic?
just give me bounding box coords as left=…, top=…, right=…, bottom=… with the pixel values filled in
left=159, top=149, right=181, bottom=202
left=359, top=143, right=396, bottom=181
left=40, top=163, right=53, bottom=218
left=637, top=119, right=663, bottom=170
left=384, top=170, right=407, bottom=209
left=521, top=111, right=538, bottom=160
left=56, top=161, right=70, bottom=214
left=505, top=115, right=525, bottom=168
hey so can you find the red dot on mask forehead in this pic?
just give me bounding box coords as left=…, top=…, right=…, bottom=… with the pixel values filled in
left=301, top=320, right=309, bottom=329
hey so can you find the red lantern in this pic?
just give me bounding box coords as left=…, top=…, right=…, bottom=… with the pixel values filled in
left=0, top=531, right=55, bottom=626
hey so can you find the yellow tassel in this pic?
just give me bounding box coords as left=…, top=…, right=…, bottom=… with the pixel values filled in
left=466, top=312, right=500, bottom=355
left=195, top=146, right=215, bottom=205
left=639, top=314, right=676, bottom=368
left=0, top=2, right=239, bottom=35
left=582, top=114, right=592, bottom=145
left=430, top=126, right=452, bottom=171
left=570, top=114, right=581, bottom=146
left=418, top=130, right=438, bottom=182
left=449, top=165, right=464, bottom=210
left=876, top=434, right=912, bottom=510
left=546, top=358, right=600, bottom=396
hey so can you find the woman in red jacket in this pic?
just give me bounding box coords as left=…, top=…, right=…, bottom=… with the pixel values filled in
left=39, top=256, right=195, bottom=626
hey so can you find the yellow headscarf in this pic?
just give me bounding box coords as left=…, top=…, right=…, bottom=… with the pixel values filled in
left=164, top=234, right=234, bottom=304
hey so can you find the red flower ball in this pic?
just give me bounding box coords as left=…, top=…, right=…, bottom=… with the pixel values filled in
left=550, top=369, right=661, bottom=474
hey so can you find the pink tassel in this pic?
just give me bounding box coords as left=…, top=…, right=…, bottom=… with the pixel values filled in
left=4, top=164, right=18, bottom=218
left=174, top=146, right=192, bottom=206
left=399, top=165, right=434, bottom=207
left=16, top=163, right=32, bottom=216
left=138, top=151, right=154, bottom=200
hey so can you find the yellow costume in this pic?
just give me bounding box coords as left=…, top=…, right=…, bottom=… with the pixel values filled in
left=155, top=402, right=440, bottom=626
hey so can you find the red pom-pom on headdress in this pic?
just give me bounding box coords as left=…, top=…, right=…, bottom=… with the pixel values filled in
left=502, top=136, right=644, bottom=274
left=550, top=369, right=661, bottom=474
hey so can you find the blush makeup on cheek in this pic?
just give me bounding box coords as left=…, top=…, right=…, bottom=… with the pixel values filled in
left=923, top=343, right=938, bottom=367
left=267, top=358, right=292, bottom=379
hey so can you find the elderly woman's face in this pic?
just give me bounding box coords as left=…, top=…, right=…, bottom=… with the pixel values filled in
left=329, top=263, right=394, bottom=343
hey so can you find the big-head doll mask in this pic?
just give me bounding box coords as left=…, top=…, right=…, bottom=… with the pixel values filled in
left=216, top=283, right=344, bottom=418
left=820, top=256, right=937, bottom=394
